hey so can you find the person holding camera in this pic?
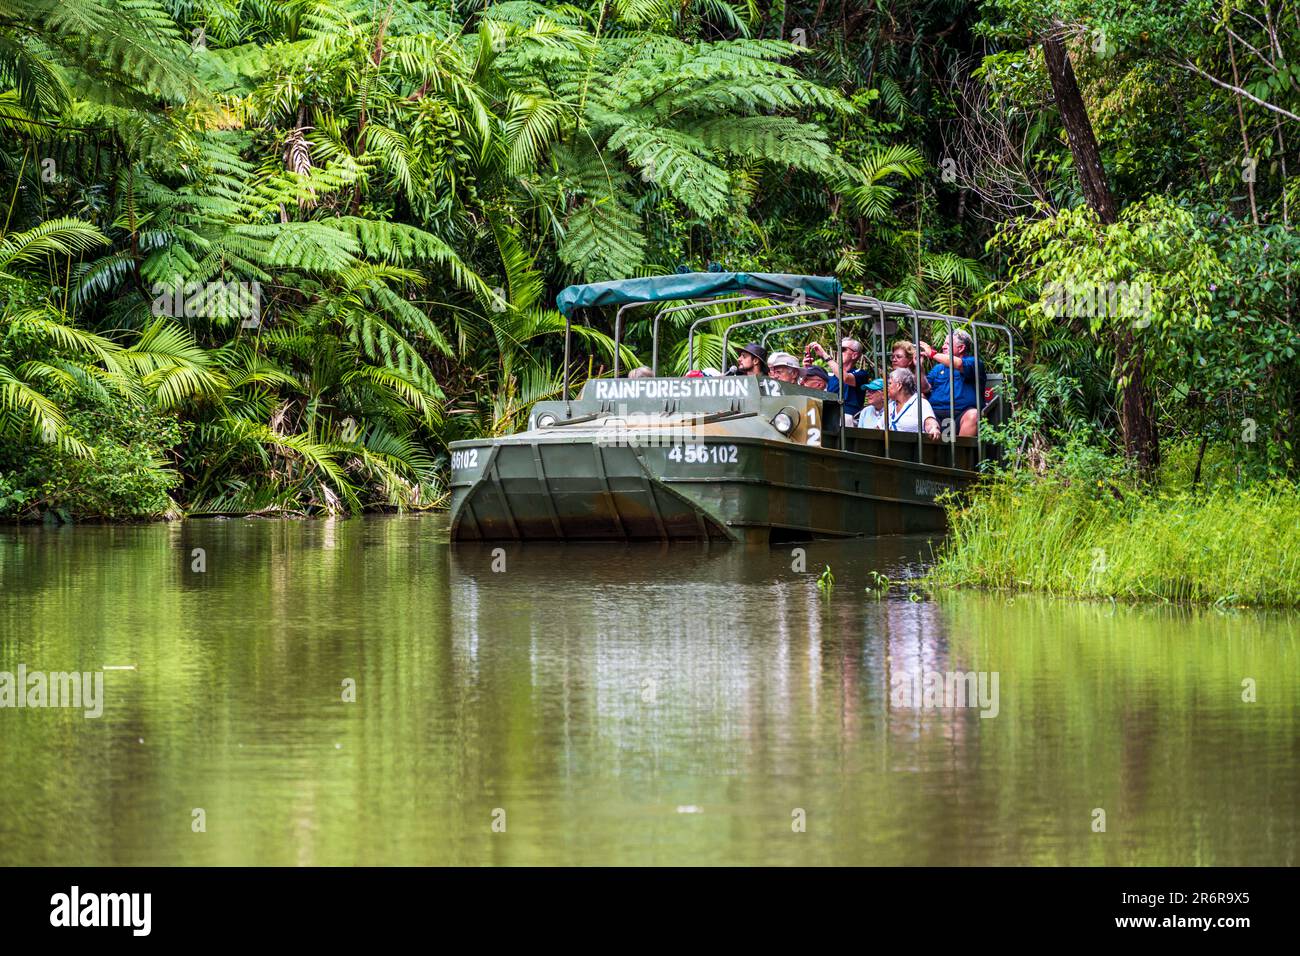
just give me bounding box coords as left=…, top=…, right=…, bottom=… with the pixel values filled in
left=805, top=338, right=869, bottom=421
left=917, top=330, right=981, bottom=437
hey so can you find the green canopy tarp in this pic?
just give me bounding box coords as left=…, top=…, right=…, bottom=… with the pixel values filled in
left=557, top=272, right=842, bottom=317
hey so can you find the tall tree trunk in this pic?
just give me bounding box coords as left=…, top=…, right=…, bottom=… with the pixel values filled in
left=1042, top=36, right=1117, bottom=225
left=1043, top=33, right=1159, bottom=476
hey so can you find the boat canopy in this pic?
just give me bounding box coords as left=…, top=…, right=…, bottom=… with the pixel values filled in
left=557, top=272, right=843, bottom=317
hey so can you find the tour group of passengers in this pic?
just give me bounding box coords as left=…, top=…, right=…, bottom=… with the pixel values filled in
left=625, top=331, right=983, bottom=440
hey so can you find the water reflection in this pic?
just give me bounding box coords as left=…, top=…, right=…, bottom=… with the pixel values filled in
left=0, top=518, right=1295, bottom=865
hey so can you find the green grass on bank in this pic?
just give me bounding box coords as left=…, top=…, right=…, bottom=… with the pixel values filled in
left=928, top=475, right=1300, bottom=607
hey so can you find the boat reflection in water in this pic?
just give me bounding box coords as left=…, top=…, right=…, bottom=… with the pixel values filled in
left=448, top=536, right=1298, bottom=865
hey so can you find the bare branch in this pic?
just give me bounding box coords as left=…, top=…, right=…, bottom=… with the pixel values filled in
left=1224, top=27, right=1272, bottom=68
left=939, top=56, right=1056, bottom=224
left=1176, top=59, right=1300, bottom=123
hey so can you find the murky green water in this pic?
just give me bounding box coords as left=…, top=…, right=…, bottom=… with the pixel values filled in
left=1, top=516, right=1296, bottom=865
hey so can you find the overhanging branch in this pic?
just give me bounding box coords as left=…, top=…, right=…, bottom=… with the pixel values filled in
left=1176, top=59, right=1300, bottom=124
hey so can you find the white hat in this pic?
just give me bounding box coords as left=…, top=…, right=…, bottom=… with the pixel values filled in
left=767, top=351, right=800, bottom=370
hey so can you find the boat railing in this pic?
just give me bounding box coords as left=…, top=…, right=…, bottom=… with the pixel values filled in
left=759, top=315, right=840, bottom=348
left=718, top=308, right=830, bottom=370
left=911, top=310, right=1015, bottom=470
left=622, top=295, right=750, bottom=377
left=842, top=295, right=1014, bottom=471
left=712, top=304, right=845, bottom=447
left=568, top=286, right=1015, bottom=470
left=682, top=302, right=820, bottom=369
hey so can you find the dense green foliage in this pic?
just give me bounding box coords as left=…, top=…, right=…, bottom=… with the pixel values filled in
left=929, top=455, right=1300, bottom=605
left=1, top=0, right=1297, bottom=518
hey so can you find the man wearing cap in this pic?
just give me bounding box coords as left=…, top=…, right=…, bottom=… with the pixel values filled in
left=767, top=351, right=802, bottom=385
left=729, top=342, right=768, bottom=376
left=806, top=338, right=869, bottom=420
left=856, top=377, right=888, bottom=429
left=798, top=365, right=829, bottom=390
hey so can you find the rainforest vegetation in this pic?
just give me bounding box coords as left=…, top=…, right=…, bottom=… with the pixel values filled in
left=1, top=0, right=1298, bottom=532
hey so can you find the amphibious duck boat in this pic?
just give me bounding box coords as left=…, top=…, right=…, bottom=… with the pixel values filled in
left=449, top=273, right=1013, bottom=543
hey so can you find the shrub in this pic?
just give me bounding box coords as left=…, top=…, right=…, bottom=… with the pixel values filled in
left=930, top=473, right=1300, bottom=607
left=0, top=391, right=186, bottom=520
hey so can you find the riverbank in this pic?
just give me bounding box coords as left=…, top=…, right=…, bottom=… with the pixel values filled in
left=927, top=474, right=1300, bottom=607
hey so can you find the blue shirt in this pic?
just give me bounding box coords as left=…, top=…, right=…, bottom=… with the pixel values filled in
left=825, top=369, right=867, bottom=417
left=926, top=357, right=981, bottom=417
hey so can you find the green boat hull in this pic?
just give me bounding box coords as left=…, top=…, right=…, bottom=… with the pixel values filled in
left=449, top=375, right=986, bottom=543
left=450, top=429, right=978, bottom=543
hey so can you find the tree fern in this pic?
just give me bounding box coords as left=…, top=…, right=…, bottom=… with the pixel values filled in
left=0, top=218, right=108, bottom=277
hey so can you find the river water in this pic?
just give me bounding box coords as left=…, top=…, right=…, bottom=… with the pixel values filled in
left=1, top=516, right=1295, bottom=865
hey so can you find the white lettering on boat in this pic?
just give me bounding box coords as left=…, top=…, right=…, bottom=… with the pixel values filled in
left=451, top=449, right=480, bottom=470
left=914, top=478, right=953, bottom=498
left=667, top=444, right=738, bottom=464
left=590, top=378, right=754, bottom=401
